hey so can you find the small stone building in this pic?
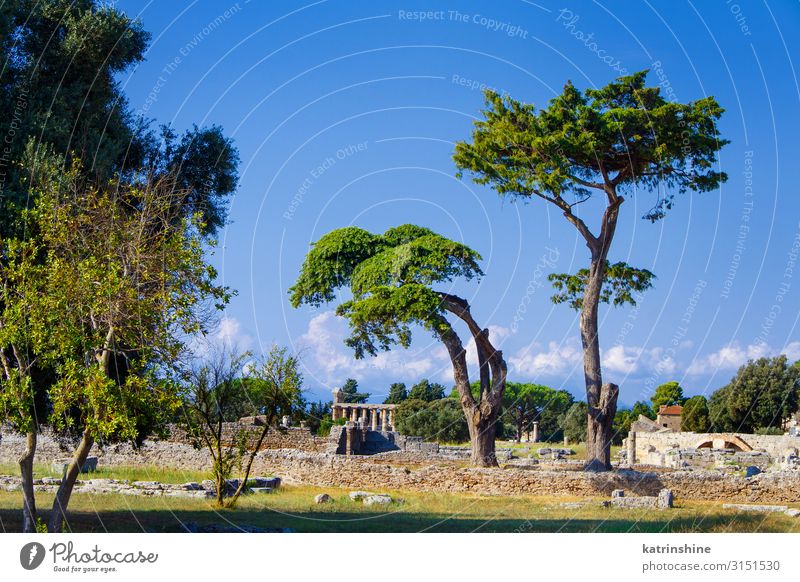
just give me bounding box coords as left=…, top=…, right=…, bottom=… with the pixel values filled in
left=656, top=405, right=683, bottom=431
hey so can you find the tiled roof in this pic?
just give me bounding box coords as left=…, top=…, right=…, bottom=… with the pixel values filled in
left=658, top=405, right=683, bottom=416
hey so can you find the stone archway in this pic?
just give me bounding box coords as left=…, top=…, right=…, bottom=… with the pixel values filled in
left=694, top=434, right=752, bottom=452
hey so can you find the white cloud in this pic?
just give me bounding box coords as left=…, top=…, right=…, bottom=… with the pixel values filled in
left=602, top=345, right=677, bottom=376
left=296, top=310, right=449, bottom=389
left=216, top=317, right=253, bottom=350
left=783, top=341, right=800, bottom=361
left=509, top=340, right=583, bottom=377
left=687, top=342, right=772, bottom=375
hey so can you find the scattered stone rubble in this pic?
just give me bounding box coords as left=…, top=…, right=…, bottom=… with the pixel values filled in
left=0, top=475, right=280, bottom=499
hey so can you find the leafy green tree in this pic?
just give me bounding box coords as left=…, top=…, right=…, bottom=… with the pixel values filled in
left=707, top=385, right=734, bottom=432
left=0, top=166, right=229, bottom=531
left=632, top=400, right=656, bottom=420
left=408, top=379, right=446, bottom=402
left=305, top=401, right=332, bottom=434
left=651, top=381, right=686, bottom=414
left=612, top=409, right=633, bottom=445
left=0, top=2, right=238, bottom=238
left=681, top=395, right=710, bottom=432
left=454, top=71, right=728, bottom=470
left=502, top=383, right=573, bottom=442
left=290, top=224, right=507, bottom=466
left=340, top=378, right=369, bottom=404
left=708, top=356, right=799, bottom=433
left=384, top=382, right=408, bottom=404
left=561, top=402, right=589, bottom=444
left=394, top=398, right=470, bottom=443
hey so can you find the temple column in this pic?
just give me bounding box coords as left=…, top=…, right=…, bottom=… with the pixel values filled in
left=381, top=409, right=389, bottom=431
left=627, top=431, right=637, bottom=466
left=388, top=410, right=395, bottom=431
left=370, top=408, right=378, bottom=431
left=532, top=421, right=540, bottom=443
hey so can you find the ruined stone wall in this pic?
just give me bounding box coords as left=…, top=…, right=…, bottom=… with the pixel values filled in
left=3, top=429, right=800, bottom=502
left=633, top=431, right=800, bottom=466
left=248, top=451, right=800, bottom=503
left=165, top=423, right=334, bottom=453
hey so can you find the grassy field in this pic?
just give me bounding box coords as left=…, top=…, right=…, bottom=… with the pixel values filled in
left=0, top=463, right=213, bottom=484
left=0, top=485, right=797, bottom=533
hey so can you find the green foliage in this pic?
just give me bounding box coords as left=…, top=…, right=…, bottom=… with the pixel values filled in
left=560, top=402, right=588, bottom=444
left=681, top=395, right=710, bottom=432
left=0, top=2, right=238, bottom=238
left=408, top=379, right=446, bottom=402
left=651, top=381, right=687, bottom=414
left=707, top=356, right=799, bottom=433
left=394, top=398, right=469, bottom=443
left=612, top=409, right=633, bottom=445
left=548, top=262, right=655, bottom=310
left=290, top=225, right=483, bottom=358
left=304, top=401, right=332, bottom=435
left=755, top=427, right=784, bottom=436
left=181, top=345, right=303, bottom=507
left=384, top=382, right=408, bottom=404
left=1, top=166, right=229, bottom=444
left=316, top=416, right=346, bottom=437
left=502, top=383, right=573, bottom=442
left=453, top=70, right=728, bottom=222
left=632, top=400, right=656, bottom=420
left=340, top=378, right=369, bottom=404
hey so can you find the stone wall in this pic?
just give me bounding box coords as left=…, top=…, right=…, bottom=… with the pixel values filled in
left=165, top=423, right=334, bottom=453
left=248, top=450, right=800, bottom=503
left=3, top=429, right=800, bottom=502
left=632, top=431, right=800, bottom=466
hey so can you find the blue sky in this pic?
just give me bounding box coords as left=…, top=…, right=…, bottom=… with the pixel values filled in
left=117, top=0, right=800, bottom=407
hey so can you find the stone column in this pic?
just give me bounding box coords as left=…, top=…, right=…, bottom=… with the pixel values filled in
left=627, top=431, right=636, bottom=466
left=532, top=421, right=540, bottom=443
left=388, top=410, right=395, bottom=431
left=331, top=406, right=339, bottom=421
left=370, top=408, right=378, bottom=431
left=381, top=409, right=389, bottom=432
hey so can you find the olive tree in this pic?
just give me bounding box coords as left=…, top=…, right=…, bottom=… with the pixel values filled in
left=290, top=224, right=507, bottom=466
left=1, top=165, right=229, bottom=532
left=454, top=71, right=728, bottom=470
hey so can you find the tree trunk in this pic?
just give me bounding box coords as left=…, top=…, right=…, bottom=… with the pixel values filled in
left=48, top=430, right=94, bottom=533
left=469, top=412, right=499, bottom=467
left=585, top=383, right=619, bottom=471
left=19, top=431, right=37, bottom=533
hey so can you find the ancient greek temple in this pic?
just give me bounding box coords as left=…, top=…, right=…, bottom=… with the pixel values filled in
left=330, top=388, right=397, bottom=431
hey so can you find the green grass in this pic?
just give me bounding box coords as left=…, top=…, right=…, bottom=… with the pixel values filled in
left=0, top=463, right=213, bottom=484
left=0, top=485, right=797, bottom=533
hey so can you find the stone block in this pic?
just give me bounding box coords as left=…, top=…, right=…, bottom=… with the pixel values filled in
left=81, top=456, right=98, bottom=473
left=785, top=508, right=800, bottom=518
left=657, top=489, right=674, bottom=509
left=612, top=489, right=625, bottom=498
left=722, top=503, right=788, bottom=513
left=315, top=493, right=333, bottom=504
left=363, top=494, right=392, bottom=506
